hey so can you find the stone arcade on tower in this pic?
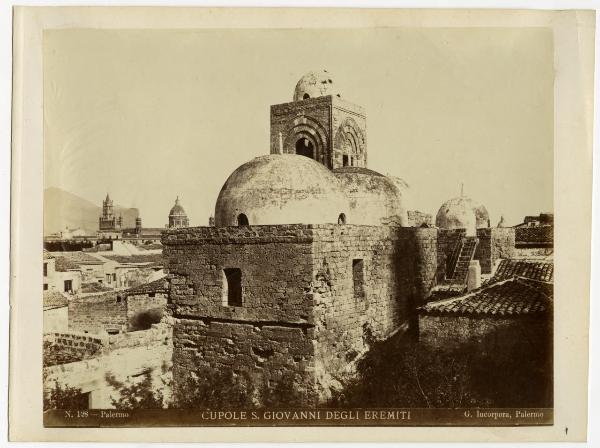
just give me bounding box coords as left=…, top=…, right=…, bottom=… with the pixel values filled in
left=162, top=71, right=515, bottom=406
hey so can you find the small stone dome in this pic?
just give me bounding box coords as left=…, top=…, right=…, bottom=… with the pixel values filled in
left=293, top=70, right=341, bottom=102
left=169, top=197, right=187, bottom=217
left=215, top=154, right=348, bottom=226
left=436, top=196, right=477, bottom=236
left=333, top=167, right=408, bottom=226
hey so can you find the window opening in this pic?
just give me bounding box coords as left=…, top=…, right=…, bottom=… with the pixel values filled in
left=223, top=268, right=242, bottom=307
left=352, top=259, right=365, bottom=299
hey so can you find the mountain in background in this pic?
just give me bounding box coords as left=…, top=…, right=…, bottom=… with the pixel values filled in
left=44, top=187, right=139, bottom=236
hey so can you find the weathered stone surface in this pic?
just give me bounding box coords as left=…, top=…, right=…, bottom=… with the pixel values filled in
left=163, top=223, right=438, bottom=405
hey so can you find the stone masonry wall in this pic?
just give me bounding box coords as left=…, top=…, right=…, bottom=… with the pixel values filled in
left=475, top=228, right=493, bottom=274
left=43, top=332, right=106, bottom=367
left=491, top=228, right=516, bottom=271
left=44, top=323, right=173, bottom=409
left=163, top=225, right=318, bottom=405
left=474, top=228, right=515, bottom=274
left=69, top=292, right=128, bottom=334
left=163, top=224, right=436, bottom=404
left=126, top=292, right=169, bottom=324
left=309, top=226, right=436, bottom=398
left=418, top=314, right=550, bottom=359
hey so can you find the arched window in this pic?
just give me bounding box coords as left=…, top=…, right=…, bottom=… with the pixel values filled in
left=296, top=137, right=314, bottom=159
left=338, top=213, right=347, bottom=225
left=303, top=93, right=310, bottom=100
left=237, top=213, right=249, bottom=226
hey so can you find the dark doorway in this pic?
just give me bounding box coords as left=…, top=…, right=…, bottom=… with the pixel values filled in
left=237, top=213, right=249, bottom=226
left=342, top=154, right=349, bottom=167
left=296, top=137, right=314, bottom=159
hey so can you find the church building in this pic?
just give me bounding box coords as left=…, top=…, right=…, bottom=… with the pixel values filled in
left=162, top=70, right=515, bottom=405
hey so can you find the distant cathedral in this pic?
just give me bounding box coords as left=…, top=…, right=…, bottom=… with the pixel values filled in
left=168, top=197, right=189, bottom=228
left=98, top=193, right=122, bottom=231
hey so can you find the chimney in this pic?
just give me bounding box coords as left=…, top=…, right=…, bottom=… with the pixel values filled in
left=467, top=260, right=481, bottom=291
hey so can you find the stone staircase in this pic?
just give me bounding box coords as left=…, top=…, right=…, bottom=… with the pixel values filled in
left=437, top=236, right=479, bottom=289
left=447, top=236, right=478, bottom=284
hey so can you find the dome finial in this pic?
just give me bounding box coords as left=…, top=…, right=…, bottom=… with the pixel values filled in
left=175, top=196, right=180, bottom=205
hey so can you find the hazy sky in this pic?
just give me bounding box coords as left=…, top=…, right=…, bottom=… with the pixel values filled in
left=44, top=27, right=553, bottom=227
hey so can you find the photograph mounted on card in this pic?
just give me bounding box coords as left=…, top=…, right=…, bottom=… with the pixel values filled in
left=9, top=6, right=593, bottom=443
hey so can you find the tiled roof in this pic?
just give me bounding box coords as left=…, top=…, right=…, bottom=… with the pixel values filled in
left=515, top=226, right=553, bottom=246
left=419, top=278, right=552, bottom=317
left=50, top=251, right=104, bottom=265
left=70, top=291, right=118, bottom=304
left=493, top=259, right=553, bottom=283
left=54, top=256, right=80, bottom=272
left=43, top=291, right=69, bottom=309
left=123, top=277, right=169, bottom=296
left=102, top=254, right=163, bottom=265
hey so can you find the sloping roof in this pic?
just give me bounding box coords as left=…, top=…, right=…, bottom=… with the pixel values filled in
left=419, top=278, right=552, bottom=318
left=43, top=291, right=69, bottom=309
left=50, top=251, right=104, bottom=265
left=123, top=277, right=169, bottom=296
left=514, top=226, right=553, bottom=246
left=54, top=256, right=80, bottom=272
left=493, top=259, right=553, bottom=283
left=102, top=254, right=163, bottom=265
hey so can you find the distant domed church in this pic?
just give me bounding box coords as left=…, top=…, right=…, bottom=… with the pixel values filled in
left=168, top=197, right=189, bottom=228
left=162, top=70, right=516, bottom=406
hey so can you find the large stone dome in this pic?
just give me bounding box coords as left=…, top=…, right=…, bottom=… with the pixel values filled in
left=333, top=167, right=408, bottom=226
left=215, top=154, right=349, bottom=226
left=293, top=70, right=341, bottom=102
left=436, top=196, right=477, bottom=236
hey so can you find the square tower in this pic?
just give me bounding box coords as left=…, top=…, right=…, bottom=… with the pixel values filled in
left=270, top=72, right=367, bottom=170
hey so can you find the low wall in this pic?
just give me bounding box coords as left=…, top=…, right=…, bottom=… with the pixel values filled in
left=43, top=324, right=173, bottom=409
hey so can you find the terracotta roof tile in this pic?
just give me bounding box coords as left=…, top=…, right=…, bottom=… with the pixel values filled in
left=50, top=251, right=104, bottom=265
left=54, top=256, right=81, bottom=272
left=123, top=278, right=169, bottom=296
left=493, top=259, right=553, bottom=283
left=419, top=278, right=552, bottom=317
left=43, top=291, right=69, bottom=309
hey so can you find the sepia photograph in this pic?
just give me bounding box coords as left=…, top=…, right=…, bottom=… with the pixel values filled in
left=7, top=5, right=595, bottom=443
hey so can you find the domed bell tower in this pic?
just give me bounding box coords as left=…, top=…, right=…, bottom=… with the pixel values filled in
left=270, top=70, right=367, bottom=170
